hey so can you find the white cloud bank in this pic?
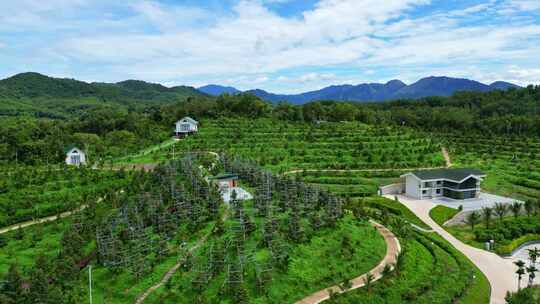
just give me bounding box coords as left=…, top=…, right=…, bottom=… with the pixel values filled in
left=0, top=0, right=539, bottom=91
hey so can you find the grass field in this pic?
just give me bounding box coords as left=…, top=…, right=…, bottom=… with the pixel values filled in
left=429, top=205, right=460, bottom=226
left=0, top=218, right=70, bottom=274
left=140, top=214, right=386, bottom=304
left=327, top=231, right=490, bottom=304
left=446, top=214, right=540, bottom=255
left=0, top=167, right=131, bottom=227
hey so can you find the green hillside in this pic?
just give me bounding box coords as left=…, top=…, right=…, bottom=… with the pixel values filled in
left=0, top=72, right=205, bottom=118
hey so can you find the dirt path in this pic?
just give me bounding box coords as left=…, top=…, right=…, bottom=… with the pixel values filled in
left=389, top=194, right=517, bottom=304
left=442, top=146, right=452, bottom=168
left=0, top=204, right=88, bottom=235
left=134, top=207, right=227, bottom=304
left=295, top=221, right=401, bottom=304
left=133, top=232, right=211, bottom=304
left=284, top=166, right=447, bottom=176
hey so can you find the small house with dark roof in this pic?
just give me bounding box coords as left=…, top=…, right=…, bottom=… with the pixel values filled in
left=65, top=146, right=86, bottom=166
left=400, top=168, right=486, bottom=200
left=174, top=116, right=199, bottom=137
left=209, top=173, right=239, bottom=190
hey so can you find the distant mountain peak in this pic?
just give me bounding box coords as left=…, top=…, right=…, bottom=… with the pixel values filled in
left=198, top=84, right=241, bottom=96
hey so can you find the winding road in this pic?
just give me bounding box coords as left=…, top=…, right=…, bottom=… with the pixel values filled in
left=295, top=221, right=401, bottom=304
left=389, top=194, right=518, bottom=304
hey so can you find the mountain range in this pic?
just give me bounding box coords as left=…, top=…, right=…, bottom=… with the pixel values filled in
left=198, top=76, right=520, bottom=104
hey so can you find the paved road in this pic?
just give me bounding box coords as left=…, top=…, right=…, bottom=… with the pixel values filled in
left=389, top=195, right=518, bottom=304
left=295, top=221, right=401, bottom=304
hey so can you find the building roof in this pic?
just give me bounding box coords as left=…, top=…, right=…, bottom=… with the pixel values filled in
left=177, top=116, right=198, bottom=125
left=407, top=168, right=485, bottom=182
left=209, top=173, right=239, bottom=180
left=64, top=145, right=83, bottom=154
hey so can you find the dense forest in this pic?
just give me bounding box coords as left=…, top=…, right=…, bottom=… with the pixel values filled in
left=0, top=72, right=538, bottom=165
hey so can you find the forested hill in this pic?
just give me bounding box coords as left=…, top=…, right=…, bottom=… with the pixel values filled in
left=0, top=72, right=205, bottom=118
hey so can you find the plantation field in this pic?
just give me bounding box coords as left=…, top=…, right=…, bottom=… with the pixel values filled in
left=440, top=133, right=540, bottom=201
left=0, top=167, right=132, bottom=227
left=144, top=214, right=386, bottom=304
left=0, top=218, right=72, bottom=274
left=327, top=231, right=490, bottom=304
left=121, top=119, right=445, bottom=171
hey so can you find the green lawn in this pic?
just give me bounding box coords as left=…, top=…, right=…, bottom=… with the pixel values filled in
left=361, top=196, right=430, bottom=230
left=445, top=215, right=540, bottom=255
left=141, top=215, right=387, bottom=304
left=326, top=231, right=490, bottom=304
left=429, top=205, right=460, bottom=226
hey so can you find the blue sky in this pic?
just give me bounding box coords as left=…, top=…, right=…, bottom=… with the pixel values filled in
left=0, top=0, right=539, bottom=93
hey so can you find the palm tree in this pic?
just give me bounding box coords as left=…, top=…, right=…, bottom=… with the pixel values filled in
left=466, top=211, right=481, bottom=230
left=510, top=201, right=522, bottom=218
left=528, top=247, right=539, bottom=266
left=482, top=207, right=493, bottom=229
left=515, top=260, right=526, bottom=290
left=494, top=203, right=508, bottom=222
left=364, top=272, right=375, bottom=294
left=524, top=200, right=534, bottom=217
left=526, top=265, right=537, bottom=287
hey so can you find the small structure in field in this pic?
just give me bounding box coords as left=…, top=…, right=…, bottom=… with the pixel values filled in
left=210, top=173, right=239, bottom=190
left=209, top=173, right=253, bottom=203
left=401, top=168, right=486, bottom=200
left=174, top=117, right=199, bottom=137
left=65, top=146, right=86, bottom=166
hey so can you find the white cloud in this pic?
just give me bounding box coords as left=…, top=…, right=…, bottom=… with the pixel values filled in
left=2, top=0, right=540, bottom=91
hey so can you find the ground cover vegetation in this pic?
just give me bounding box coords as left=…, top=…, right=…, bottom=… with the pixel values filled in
left=429, top=205, right=460, bottom=226
left=0, top=166, right=131, bottom=227
left=1, top=77, right=538, bottom=303
left=439, top=134, right=540, bottom=201
left=445, top=202, right=540, bottom=255
left=325, top=231, right=490, bottom=304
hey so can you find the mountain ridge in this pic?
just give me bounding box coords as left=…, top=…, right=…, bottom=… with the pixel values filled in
left=198, top=76, right=521, bottom=104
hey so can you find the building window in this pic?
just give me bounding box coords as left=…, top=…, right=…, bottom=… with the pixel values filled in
left=436, top=189, right=441, bottom=194
left=436, top=180, right=442, bottom=185
left=422, top=190, right=427, bottom=194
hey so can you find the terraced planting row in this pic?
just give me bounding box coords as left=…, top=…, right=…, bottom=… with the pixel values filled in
left=149, top=119, right=445, bottom=172
left=0, top=167, right=132, bottom=227
left=327, top=231, right=489, bottom=304
left=438, top=133, right=540, bottom=200
left=292, top=170, right=402, bottom=198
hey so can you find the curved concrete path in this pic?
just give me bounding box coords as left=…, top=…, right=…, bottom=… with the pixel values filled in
left=296, top=221, right=401, bottom=304
left=388, top=195, right=518, bottom=304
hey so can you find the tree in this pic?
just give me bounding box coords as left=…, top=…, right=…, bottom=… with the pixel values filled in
left=510, top=202, right=522, bottom=218
left=506, top=287, right=538, bottom=304
left=515, top=260, right=526, bottom=290
left=527, top=247, right=539, bottom=266
left=482, top=207, right=493, bottom=229
left=466, top=211, right=480, bottom=230
left=494, top=203, right=508, bottom=222
left=523, top=200, right=534, bottom=217
left=0, top=264, right=25, bottom=303
left=526, top=265, right=537, bottom=287
left=363, top=272, right=375, bottom=294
